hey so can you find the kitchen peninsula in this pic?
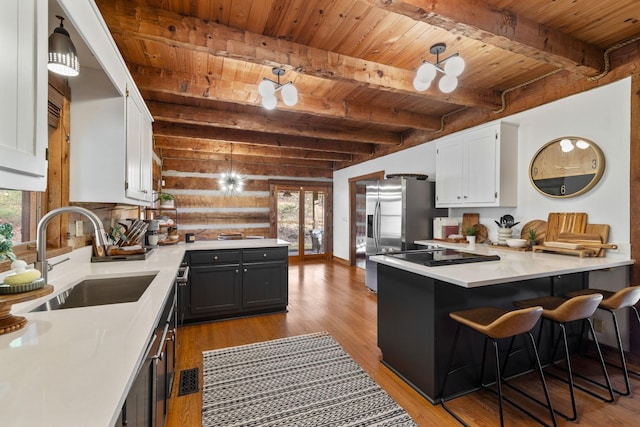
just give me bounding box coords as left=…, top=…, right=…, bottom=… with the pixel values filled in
left=0, top=239, right=288, bottom=427
left=371, top=242, right=634, bottom=403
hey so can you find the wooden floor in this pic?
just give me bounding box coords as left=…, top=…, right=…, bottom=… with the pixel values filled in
left=166, top=261, right=640, bottom=427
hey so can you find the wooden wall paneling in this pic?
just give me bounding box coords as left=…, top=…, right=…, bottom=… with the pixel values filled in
left=44, top=85, right=70, bottom=249
left=630, top=73, right=640, bottom=355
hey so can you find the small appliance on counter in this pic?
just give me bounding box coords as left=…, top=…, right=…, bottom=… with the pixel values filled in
left=144, top=219, right=160, bottom=247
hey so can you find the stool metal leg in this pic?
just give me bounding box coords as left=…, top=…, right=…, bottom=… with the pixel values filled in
left=440, top=324, right=469, bottom=426
left=491, top=339, right=506, bottom=427
left=546, top=320, right=615, bottom=421
left=607, top=308, right=631, bottom=395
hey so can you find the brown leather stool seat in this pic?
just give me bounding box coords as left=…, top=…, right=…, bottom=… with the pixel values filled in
left=513, top=294, right=614, bottom=421
left=565, top=286, right=640, bottom=395
left=440, top=306, right=556, bottom=427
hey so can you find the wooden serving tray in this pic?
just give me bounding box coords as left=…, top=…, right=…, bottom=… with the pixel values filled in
left=532, top=245, right=596, bottom=257
left=0, top=284, right=53, bottom=335
left=432, top=238, right=468, bottom=244
left=490, top=244, right=531, bottom=252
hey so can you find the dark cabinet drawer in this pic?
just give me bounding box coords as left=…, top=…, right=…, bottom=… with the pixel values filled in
left=190, top=250, right=240, bottom=265
left=242, top=247, right=288, bottom=262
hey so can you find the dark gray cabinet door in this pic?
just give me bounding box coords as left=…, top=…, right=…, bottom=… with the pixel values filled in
left=242, top=261, right=288, bottom=308
left=189, top=264, right=241, bottom=317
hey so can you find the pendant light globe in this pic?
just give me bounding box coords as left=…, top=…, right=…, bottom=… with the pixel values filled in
left=281, top=83, right=298, bottom=106
left=261, top=95, right=277, bottom=110
left=438, top=75, right=458, bottom=93
left=258, top=79, right=276, bottom=97
left=444, top=55, right=465, bottom=77
left=413, top=76, right=431, bottom=92
left=416, top=62, right=437, bottom=84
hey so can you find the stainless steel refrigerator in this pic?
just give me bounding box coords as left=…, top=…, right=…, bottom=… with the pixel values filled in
left=365, top=177, right=446, bottom=291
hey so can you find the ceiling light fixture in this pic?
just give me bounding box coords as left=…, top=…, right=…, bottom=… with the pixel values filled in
left=258, top=67, right=298, bottom=110
left=219, top=145, right=244, bottom=194
left=48, top=15, right=79, bottom=77
left=413, top=43, right=465, bottom=94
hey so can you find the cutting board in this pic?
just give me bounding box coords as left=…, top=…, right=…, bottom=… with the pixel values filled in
left=461, top=213, right=479, bottom=233
left=586, top=224, right=611, bottom=257
left=546, top=212, right=588, bottom=242
left=520, top=220, right=547, bottom=243
left=474, top=223, right=488, bottom=243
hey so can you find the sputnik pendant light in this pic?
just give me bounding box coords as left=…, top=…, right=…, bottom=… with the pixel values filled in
left=219, top=144, right=244, bottom=194
left=258, top=67, right=298, bottom=110
left=413, top=43, right=465, bottom=93
left=48, top=15, right=80, bottom=77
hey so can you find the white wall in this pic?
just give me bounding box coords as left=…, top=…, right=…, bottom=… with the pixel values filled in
left=333, top=78, right=632, bottom=262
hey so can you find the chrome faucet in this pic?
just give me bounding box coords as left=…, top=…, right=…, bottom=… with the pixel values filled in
left=35, top=206, right=108, bottom=283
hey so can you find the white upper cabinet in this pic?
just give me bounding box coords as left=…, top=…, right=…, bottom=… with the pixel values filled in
left=0, top=0, right=48, bottom=191
left=436, top=122, right=518, bottom=208
left=60, top=0, right=153, bottom=204
left=125, top=87, right=153, bottom=203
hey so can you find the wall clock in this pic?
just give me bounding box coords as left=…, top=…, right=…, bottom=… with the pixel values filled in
left=529, top=137, right=605, bottom=198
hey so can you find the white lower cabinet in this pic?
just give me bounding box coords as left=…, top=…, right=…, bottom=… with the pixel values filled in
left=0, top=0, right=48, bottom=191
left=436, top=122, right=518, bottom=208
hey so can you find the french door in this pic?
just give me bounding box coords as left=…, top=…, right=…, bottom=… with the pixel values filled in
left=272, top=184, right=330, bottom=261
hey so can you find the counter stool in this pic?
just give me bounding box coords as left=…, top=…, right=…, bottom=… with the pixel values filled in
left=565, top=286, right=640, bottom=396
left=440, top=306, right=556, bottom=427
left=513, top=294, right=614, bottom=421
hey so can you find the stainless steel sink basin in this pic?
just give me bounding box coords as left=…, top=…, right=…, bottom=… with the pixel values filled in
left=30, top=274, right=157, bottom=312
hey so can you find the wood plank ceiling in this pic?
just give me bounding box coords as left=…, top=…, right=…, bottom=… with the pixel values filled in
left=95, top=0, right=640, bottom=175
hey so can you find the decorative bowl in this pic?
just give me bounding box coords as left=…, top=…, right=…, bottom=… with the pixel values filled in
left=506, top=238, right=527, bottom=248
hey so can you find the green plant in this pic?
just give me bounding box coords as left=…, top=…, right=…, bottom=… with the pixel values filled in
left=156, top=192, right=175, bottom=202
left=528, top=229, right=537, bottom=242
left=463, top=225, right=476, bottom=236
left=0, top=223, right=16, bottom=261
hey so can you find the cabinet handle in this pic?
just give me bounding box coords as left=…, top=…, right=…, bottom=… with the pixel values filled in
left=214, top=255, right=218, bottom=260
left=263, top=253, right=267, bottom=257
left=457, top=196, right=461, bottom=199
left=463, top=195, right=468, bottom=199
left=235, top=269, right=239, bottom=274
left=244, top=268, right=248, bottom=273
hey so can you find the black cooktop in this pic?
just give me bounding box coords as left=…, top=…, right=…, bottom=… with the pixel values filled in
left=388, top=249, right=500, bottom=267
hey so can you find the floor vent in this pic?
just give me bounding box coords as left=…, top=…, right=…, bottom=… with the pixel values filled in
left=177, top=368, right=199, bottom=396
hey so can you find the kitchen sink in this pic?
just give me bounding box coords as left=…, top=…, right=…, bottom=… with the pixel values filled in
left=30, top=273, right=158, bottom=312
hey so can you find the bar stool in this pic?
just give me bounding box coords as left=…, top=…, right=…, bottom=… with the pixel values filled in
left=565, top=285, right=640, bottom=396
left=440, top=306, right=556, bottom=427
left=513, top=294, right=614, bottom=421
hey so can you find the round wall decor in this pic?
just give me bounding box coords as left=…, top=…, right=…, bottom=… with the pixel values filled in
left=529, top=136, right=605, bottom=198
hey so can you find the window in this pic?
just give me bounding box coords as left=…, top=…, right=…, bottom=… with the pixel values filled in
left=0, top=189, right=40, bottom=244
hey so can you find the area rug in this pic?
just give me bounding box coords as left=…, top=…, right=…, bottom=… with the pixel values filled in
left=201, top=331, right=418, bottom=426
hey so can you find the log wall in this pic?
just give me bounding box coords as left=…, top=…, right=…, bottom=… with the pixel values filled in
left=159, top=148, right=333, bottom=242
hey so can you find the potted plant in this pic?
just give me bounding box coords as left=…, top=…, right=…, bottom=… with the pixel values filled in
left=156, top=192, right=175, bottom=208
left=528, top=229, right=537, bottom=247
left=463, top=225, right=477, bottom=245
left=0, top=223, right=16, bottom=261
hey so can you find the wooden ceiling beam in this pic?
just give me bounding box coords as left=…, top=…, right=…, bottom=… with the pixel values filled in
left=154, top=136, right=354, bottom=162
left=160, top=148, right=335, bottom=170
left=153, top=121, right=376, bottom=156
left=98, top=0, right=501, bottom=110
left=368, top=0, right=604, bottom=75
left=132, top=65, right=440, bottom=136
left=147, top=101, right=402, bottom=145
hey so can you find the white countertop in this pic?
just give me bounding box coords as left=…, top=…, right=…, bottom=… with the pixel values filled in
left=0, top=239, right=288, bottom=427
left=370, top=240, right=634, bottom=288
